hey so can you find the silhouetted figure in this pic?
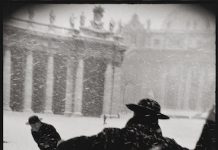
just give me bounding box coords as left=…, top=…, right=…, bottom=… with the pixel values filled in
left=57, top=98, right=188, bottom=150
left=195, top=105, right=216, bottom=150
left=26, top=115, right=61, bottom=150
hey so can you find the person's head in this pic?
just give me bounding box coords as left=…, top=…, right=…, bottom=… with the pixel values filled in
left=26, top=115, right=42, bottom=132
left=126, top=98, right=169, bottom=123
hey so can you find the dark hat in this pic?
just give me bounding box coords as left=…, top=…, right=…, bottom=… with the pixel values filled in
left=126, top=98, right=169, bottom=119
left=26, top=115, right=42, bottom=125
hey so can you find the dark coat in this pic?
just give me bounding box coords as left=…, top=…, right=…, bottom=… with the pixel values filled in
left=57, top=117, right=188, bottom=150
left=31, top=122, right=61, bottom=150
left=195, top=107, right=216, bottom=150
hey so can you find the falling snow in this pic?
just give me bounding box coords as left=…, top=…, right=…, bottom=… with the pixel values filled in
left=3, top=111, right=206, bottom=150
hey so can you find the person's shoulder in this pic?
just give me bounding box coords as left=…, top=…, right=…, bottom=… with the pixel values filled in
left=102, top=127, right=121, bottom=132
left=42, top=122, right=52, bottom=126
left=101, top=127, right=122, bottom=135
left=41, top=122, right=55, bottom=129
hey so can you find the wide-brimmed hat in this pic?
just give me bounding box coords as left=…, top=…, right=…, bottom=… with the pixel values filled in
left=26, top=115, right=42, bottom=125
left=126, top=98, right=169, bottom=119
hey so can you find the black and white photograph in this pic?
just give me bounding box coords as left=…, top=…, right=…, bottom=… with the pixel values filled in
left=3, top=3, right=216, bottom=150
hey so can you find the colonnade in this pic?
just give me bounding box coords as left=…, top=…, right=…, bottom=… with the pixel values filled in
left=3, top=48, right=120, bottom=116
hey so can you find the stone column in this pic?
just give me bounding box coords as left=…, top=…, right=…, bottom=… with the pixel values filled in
left=102, top=63, right=113, bottom=116
left=183, top=69, right=192, bottom=110
left=3, top=49, right=11, bottom=111
left=74, top=59, right=84, bottom=115
left=176, top=65, right=185, bottom=110
left=111, top=66, right=122, bottom=115
left=160, top=66, right=167, bottom=107
left=196, top=69, right=206, bottom=111
left=23, top=51, right=33, bottom=112
left=44, top=54, right=54, bottom=114
left=64, top=58, right=74, bottom=115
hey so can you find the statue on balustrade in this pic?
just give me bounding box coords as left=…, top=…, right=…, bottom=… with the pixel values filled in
left=118, top=20, right=123, bottom=34
left=80, top=12, right=85, bottom=27
left=70, top=13, right=76, bottom=29
left=109, top=19, right=115, bottom=32
left=49, top=10, right=56, bottom=25
left=27, top=8, right=34, bottom=21
left=90, top=6, right=104, bottom=30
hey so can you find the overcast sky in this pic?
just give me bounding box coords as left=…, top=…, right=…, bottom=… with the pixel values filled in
left=12, top=4, right=204, bottom=30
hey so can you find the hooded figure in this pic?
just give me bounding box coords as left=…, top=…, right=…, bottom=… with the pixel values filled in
left=57, top=98, right=188, bottom=150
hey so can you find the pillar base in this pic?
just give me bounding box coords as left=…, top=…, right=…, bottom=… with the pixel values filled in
left=64, top=112, right=72, bottom=116
left=44, top=110, right=53, bottom=114
left=73, top=112, right=82, bottom=116
left=3, top=106, right=11, bottom=111
left=23, top=108, right=33, bottom=113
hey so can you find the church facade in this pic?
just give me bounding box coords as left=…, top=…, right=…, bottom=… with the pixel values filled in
left=3, top=6, right=126, bottom=117
left=120, top=7, right=215, bottom=112
left=3, top=5, right=215, bottom=116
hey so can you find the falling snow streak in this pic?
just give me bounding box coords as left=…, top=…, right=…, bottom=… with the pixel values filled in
left=82, top=57, right=106, bottom=117
left=53, top=54, right=67, bottom=114
left=32, top=51, right=47, bottom=113
left=10, top=47, right=26, bottom=111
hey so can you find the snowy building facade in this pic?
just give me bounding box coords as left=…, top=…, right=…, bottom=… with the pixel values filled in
left=3, top=6, right=126, bottom=117
left=121, top=6, right=215, bottom=112
left=3, top=5, right=215, bottom=116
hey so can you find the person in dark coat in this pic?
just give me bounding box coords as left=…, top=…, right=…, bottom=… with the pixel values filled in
left=26, top=115, right=61, bottom=150
left=195, top=105, right=216, bottom=150
left=57, top=98, right=188, bottom=150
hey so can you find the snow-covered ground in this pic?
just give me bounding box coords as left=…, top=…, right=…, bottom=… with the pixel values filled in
left=3, top=111, right=206, bottom=150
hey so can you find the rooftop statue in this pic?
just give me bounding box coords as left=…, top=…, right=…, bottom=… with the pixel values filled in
left=27, top=8, right=35, bottom=28
left=146, top=19, right=151, bottom=30
left=109, top=19, right=115, bottom=32
left=27, top=8, right=34, bottom=21
left=90, top=6, right=104, bottom=30
left=80, top=12, right=85, bottom=27
left=69, top=13, right=76, bottom=28
left=118, top=20, right=123, bottom=34
left=49, top=10, right=56, bottom=25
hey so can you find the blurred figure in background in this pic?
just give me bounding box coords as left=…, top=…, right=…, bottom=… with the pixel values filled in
left=195, top=105, right=216, bottom=150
